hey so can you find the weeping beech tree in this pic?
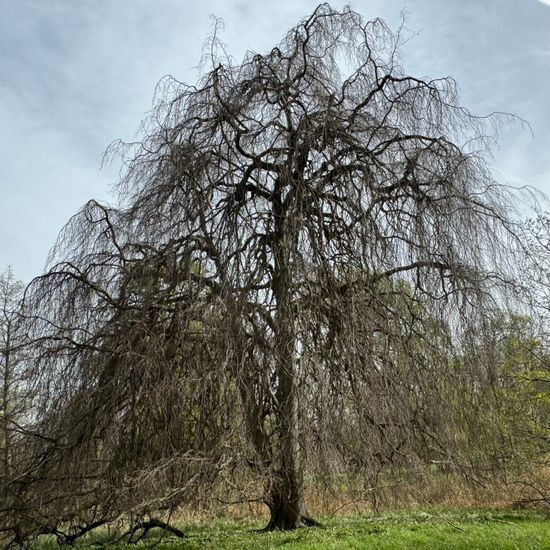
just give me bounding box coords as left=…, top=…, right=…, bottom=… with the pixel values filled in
left=7, top=4, right=526, bottom=541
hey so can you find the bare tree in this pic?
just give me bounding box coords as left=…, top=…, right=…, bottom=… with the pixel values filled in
left=112, top=4, right=518, bottom=527
left=0, top=267, right=32, bottom=546
left=8, top=4, right=526, bottom=541
left=0, top=268, right=25, bottom=488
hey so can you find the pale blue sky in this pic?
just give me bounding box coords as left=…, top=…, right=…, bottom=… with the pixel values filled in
left=1, top=0, right=549, bottom=282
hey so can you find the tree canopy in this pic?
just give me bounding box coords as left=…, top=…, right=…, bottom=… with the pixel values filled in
left=1, top=4, right=539, bottom=545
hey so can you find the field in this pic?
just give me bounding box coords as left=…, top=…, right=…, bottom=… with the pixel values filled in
left=33, top=510, right=550, bottom=549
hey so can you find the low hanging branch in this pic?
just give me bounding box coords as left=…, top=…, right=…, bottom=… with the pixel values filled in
left=123, top=518, right=186, bottom=544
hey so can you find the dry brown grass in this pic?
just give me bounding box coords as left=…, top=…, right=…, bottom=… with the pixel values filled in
left=167, top=467, right=550, bottom=526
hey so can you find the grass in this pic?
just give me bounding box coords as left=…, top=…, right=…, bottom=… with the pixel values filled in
left=33, top=510, right=550, bottom=549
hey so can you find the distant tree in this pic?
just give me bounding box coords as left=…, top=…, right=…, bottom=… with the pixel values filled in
left=447, top=313, right=550, bottom=478
left=10, top=4, right=526, bottom=541
left=523, top=214, right=550, bottom=314
left=0, top=267, right=26, bottom=507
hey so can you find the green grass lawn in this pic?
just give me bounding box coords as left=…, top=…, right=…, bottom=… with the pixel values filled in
left=34, top=510, right=550, bottom=549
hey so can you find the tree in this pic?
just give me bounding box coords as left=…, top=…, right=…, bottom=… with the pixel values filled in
left=523, top=214, right=550, bottom=316
left=444, top=312, right=550, bottom=478
left=13, top=4, right=523, bottom=539
left=0, top=268, right=27, bottom=519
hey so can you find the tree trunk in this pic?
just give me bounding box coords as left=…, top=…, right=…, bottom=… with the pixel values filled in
left=265, top=468, right=303, bottom=530
left=267, top=186, right=306, bottom=530
left=266, top=340, right=304, bottom=529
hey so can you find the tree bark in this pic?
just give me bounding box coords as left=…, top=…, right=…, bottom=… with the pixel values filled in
left=266, top=333, right=304, bottom=529
left=265, top=468, right=303, bottom=530
left=266, top=183, right=306, bottom=530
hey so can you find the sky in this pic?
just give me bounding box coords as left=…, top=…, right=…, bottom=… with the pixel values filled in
left=1, top=0, right=549, bottom=282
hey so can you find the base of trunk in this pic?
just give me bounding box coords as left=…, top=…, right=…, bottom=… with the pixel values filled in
left=263, top=514, right=322, bottom=531
left=263, top=500, right=322, bottom=531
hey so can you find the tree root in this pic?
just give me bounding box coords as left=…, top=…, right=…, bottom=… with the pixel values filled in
left=260, top=514, right=323, bottom=531
left=301, top=515, right=323, bottom=527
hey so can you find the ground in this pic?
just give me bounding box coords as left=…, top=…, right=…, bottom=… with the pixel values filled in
left=33, top=510, right=550, bottom=549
